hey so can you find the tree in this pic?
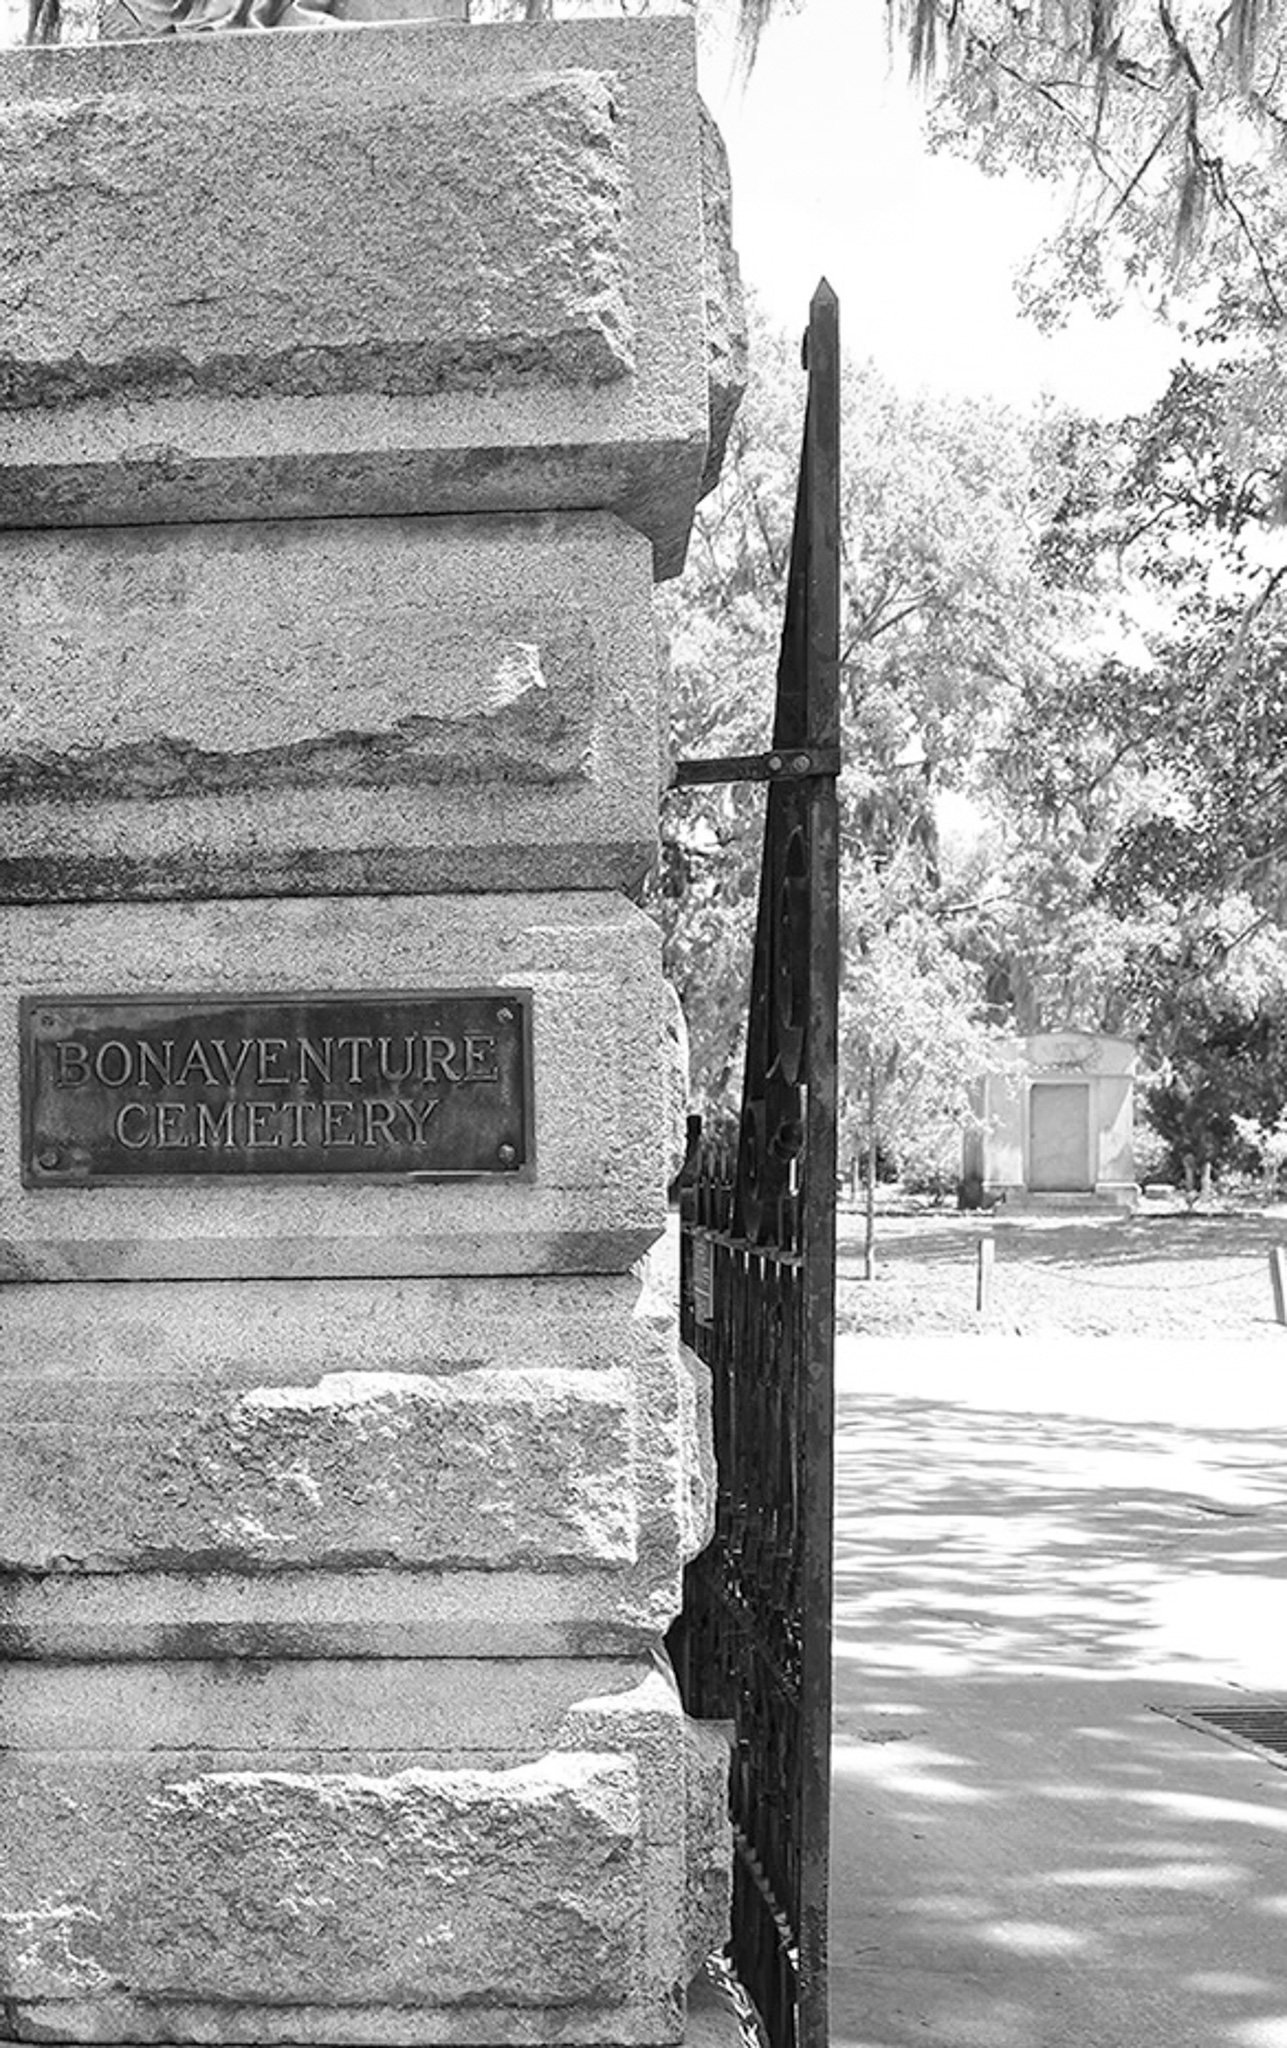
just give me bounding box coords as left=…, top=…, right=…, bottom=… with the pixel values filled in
left=727, top=0, right=1287, bottom=342
left=656, top=301, right=1066, bottom=1107
left=1141, top=902, right=1287, bottom=1192
left=840, top=868, right=996, bottom=1276
left=940, top=332, right=1287, bottom=1048
left=703, top=1, right=1287, bottom=1201
left=924, top=0, right=1287, bottom=330
left=1232, top=1107, right=1287, bottom=1198
left=1020, top=372, right=1287, bottom=917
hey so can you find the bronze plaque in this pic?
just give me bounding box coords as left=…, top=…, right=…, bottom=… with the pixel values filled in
left=21, top=991, right=532, bottom=1185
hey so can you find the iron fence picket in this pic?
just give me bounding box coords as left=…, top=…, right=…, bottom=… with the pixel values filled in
left=667, top=282, right=840, bottom=2048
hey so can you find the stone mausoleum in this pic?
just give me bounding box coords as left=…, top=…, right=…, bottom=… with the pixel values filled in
left=963, top=1028, right=1139, bottom=1211
left=0, top=12, right=744, bottom=2045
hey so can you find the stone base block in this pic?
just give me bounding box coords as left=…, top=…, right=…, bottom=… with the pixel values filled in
left=0, top=1659, right=732, bottom=2044
left=0, top=19, right=736, bottom=577
left=0, top=512, right=661, bottom=903
left=0, top=1274, right=714, bottom=1657
left=0, top=894, right=667, bottom=1282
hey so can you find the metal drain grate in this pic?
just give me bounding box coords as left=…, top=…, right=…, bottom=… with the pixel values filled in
left=1163, top=1700, right=1287, bottom=1767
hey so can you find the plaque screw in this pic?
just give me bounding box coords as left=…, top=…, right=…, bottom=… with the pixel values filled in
left=767, top=754, right=783, bottom=773
left=496, top=1006, right=513, bottom=1023
left=792, top=752, right=812, bottom=773
left=38, top=1013, right=56, bottom=1029
left=497, top=1143, right=518, bottom=1167
left=37, top=1147, right=60, bottom=1170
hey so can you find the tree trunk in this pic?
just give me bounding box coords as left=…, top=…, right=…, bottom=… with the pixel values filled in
left=863, top=1067, right=878, bottom=1282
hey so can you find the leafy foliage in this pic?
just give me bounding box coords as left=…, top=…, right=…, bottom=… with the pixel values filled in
left=892, top=0, right=1287, bottom=343
left=840, top=874, right=997, bottom=1269
left=1142, top=907, right=1287, bottom=1187
left=654, top=302, right=1051, bottom=1116
left=691, top=0, right=1287, bottom=1193
left=995, top=354, right=1287, bottom=922
left=719, top=0, right=1287, bottom=336
left=840, top=876, right=995, bottom=1181
left=654, top=260, right=1287, bottom=1197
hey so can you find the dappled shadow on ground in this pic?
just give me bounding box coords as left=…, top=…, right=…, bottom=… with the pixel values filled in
left=831, top=1384, right=1287, bottom=2048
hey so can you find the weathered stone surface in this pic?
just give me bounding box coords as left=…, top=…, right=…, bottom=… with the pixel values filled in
left=0, top=895, right=668, bottom=1282
left=0, top=1274, right=713, bottom=1657
left=697, top=104, right=747, bottom=504
left=0, top=1659, right=726, bottom=2045
left=0, top=1274, right=715, bottom=1654
left=0, top=20, right=729, bottom=576
left=683, top=1719, right=734, bottom=1979
left=685, top=1973, right=747, bottom=2048
left=2, top=1753, right=642, bottom=2008
left=0, top=511, right=661, bottom=901
left=101, top=0, right=469, bottom=40
left=0, top=1364, right=638, bottom=1574
left=0, top=55, right=632, bottom=405
left=0, top=1567, right=683, bottom=1663
left=0, top=1654, right=650, bottom=1754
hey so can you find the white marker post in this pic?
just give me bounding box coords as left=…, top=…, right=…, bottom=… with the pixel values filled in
left=976, top=1235, right=995, bottom=1314
left=1271, top=1247, right=1287, bottom=1327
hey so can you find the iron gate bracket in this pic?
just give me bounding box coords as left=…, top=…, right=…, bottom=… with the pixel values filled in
left=669, top=745, right=841, bottom=789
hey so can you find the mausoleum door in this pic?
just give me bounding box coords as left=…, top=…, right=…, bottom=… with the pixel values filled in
left=1029, top=1081, right=1091, bottom=1191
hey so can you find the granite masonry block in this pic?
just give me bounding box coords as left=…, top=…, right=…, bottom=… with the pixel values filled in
left=0, top=19, right=740, bottom=575
left=0, top=1660, right=728, bottom=2044
left=0, top=894, right=669, bottom=1282
left=0, top=1568, right=691, bottom=1664
left=2, top=1361, right=640, bottom=1572
left=0, top=1273, right=715, bottom=1656
left=0, top=510, right=661, bottom=902
left=698, top=105, right=747, bottom=504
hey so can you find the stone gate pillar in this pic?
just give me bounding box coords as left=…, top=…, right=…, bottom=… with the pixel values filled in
left=0, top=21, right=744, bottom=2044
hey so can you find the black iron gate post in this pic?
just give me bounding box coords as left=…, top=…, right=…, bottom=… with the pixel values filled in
left=798, top=271, right=840, bottom=2048
left=668, top=280, right=840, bottom=2048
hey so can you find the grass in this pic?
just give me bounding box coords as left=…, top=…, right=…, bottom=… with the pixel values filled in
left=837, top=1200, right=1287, bottom=1338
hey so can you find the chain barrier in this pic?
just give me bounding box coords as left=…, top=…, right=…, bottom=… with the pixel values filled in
left=1030, top=1261, right=1268, bottom=1294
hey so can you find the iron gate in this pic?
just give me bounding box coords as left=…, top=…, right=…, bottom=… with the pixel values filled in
left=667, top=282, right=840, bottom=2048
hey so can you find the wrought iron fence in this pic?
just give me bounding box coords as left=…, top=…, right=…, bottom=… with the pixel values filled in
left=668, top=281, right=840, bottom=2048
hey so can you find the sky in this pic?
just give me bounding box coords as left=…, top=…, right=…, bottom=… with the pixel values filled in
left=700, top=0, right=1178, bottom=416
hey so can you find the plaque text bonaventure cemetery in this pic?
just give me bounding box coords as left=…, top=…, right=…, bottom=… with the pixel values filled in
left=21, top=993, right=531, bottom=1183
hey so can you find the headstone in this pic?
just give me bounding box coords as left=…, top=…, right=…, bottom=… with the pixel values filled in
left=0, top=18, right=745, bottom=2044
